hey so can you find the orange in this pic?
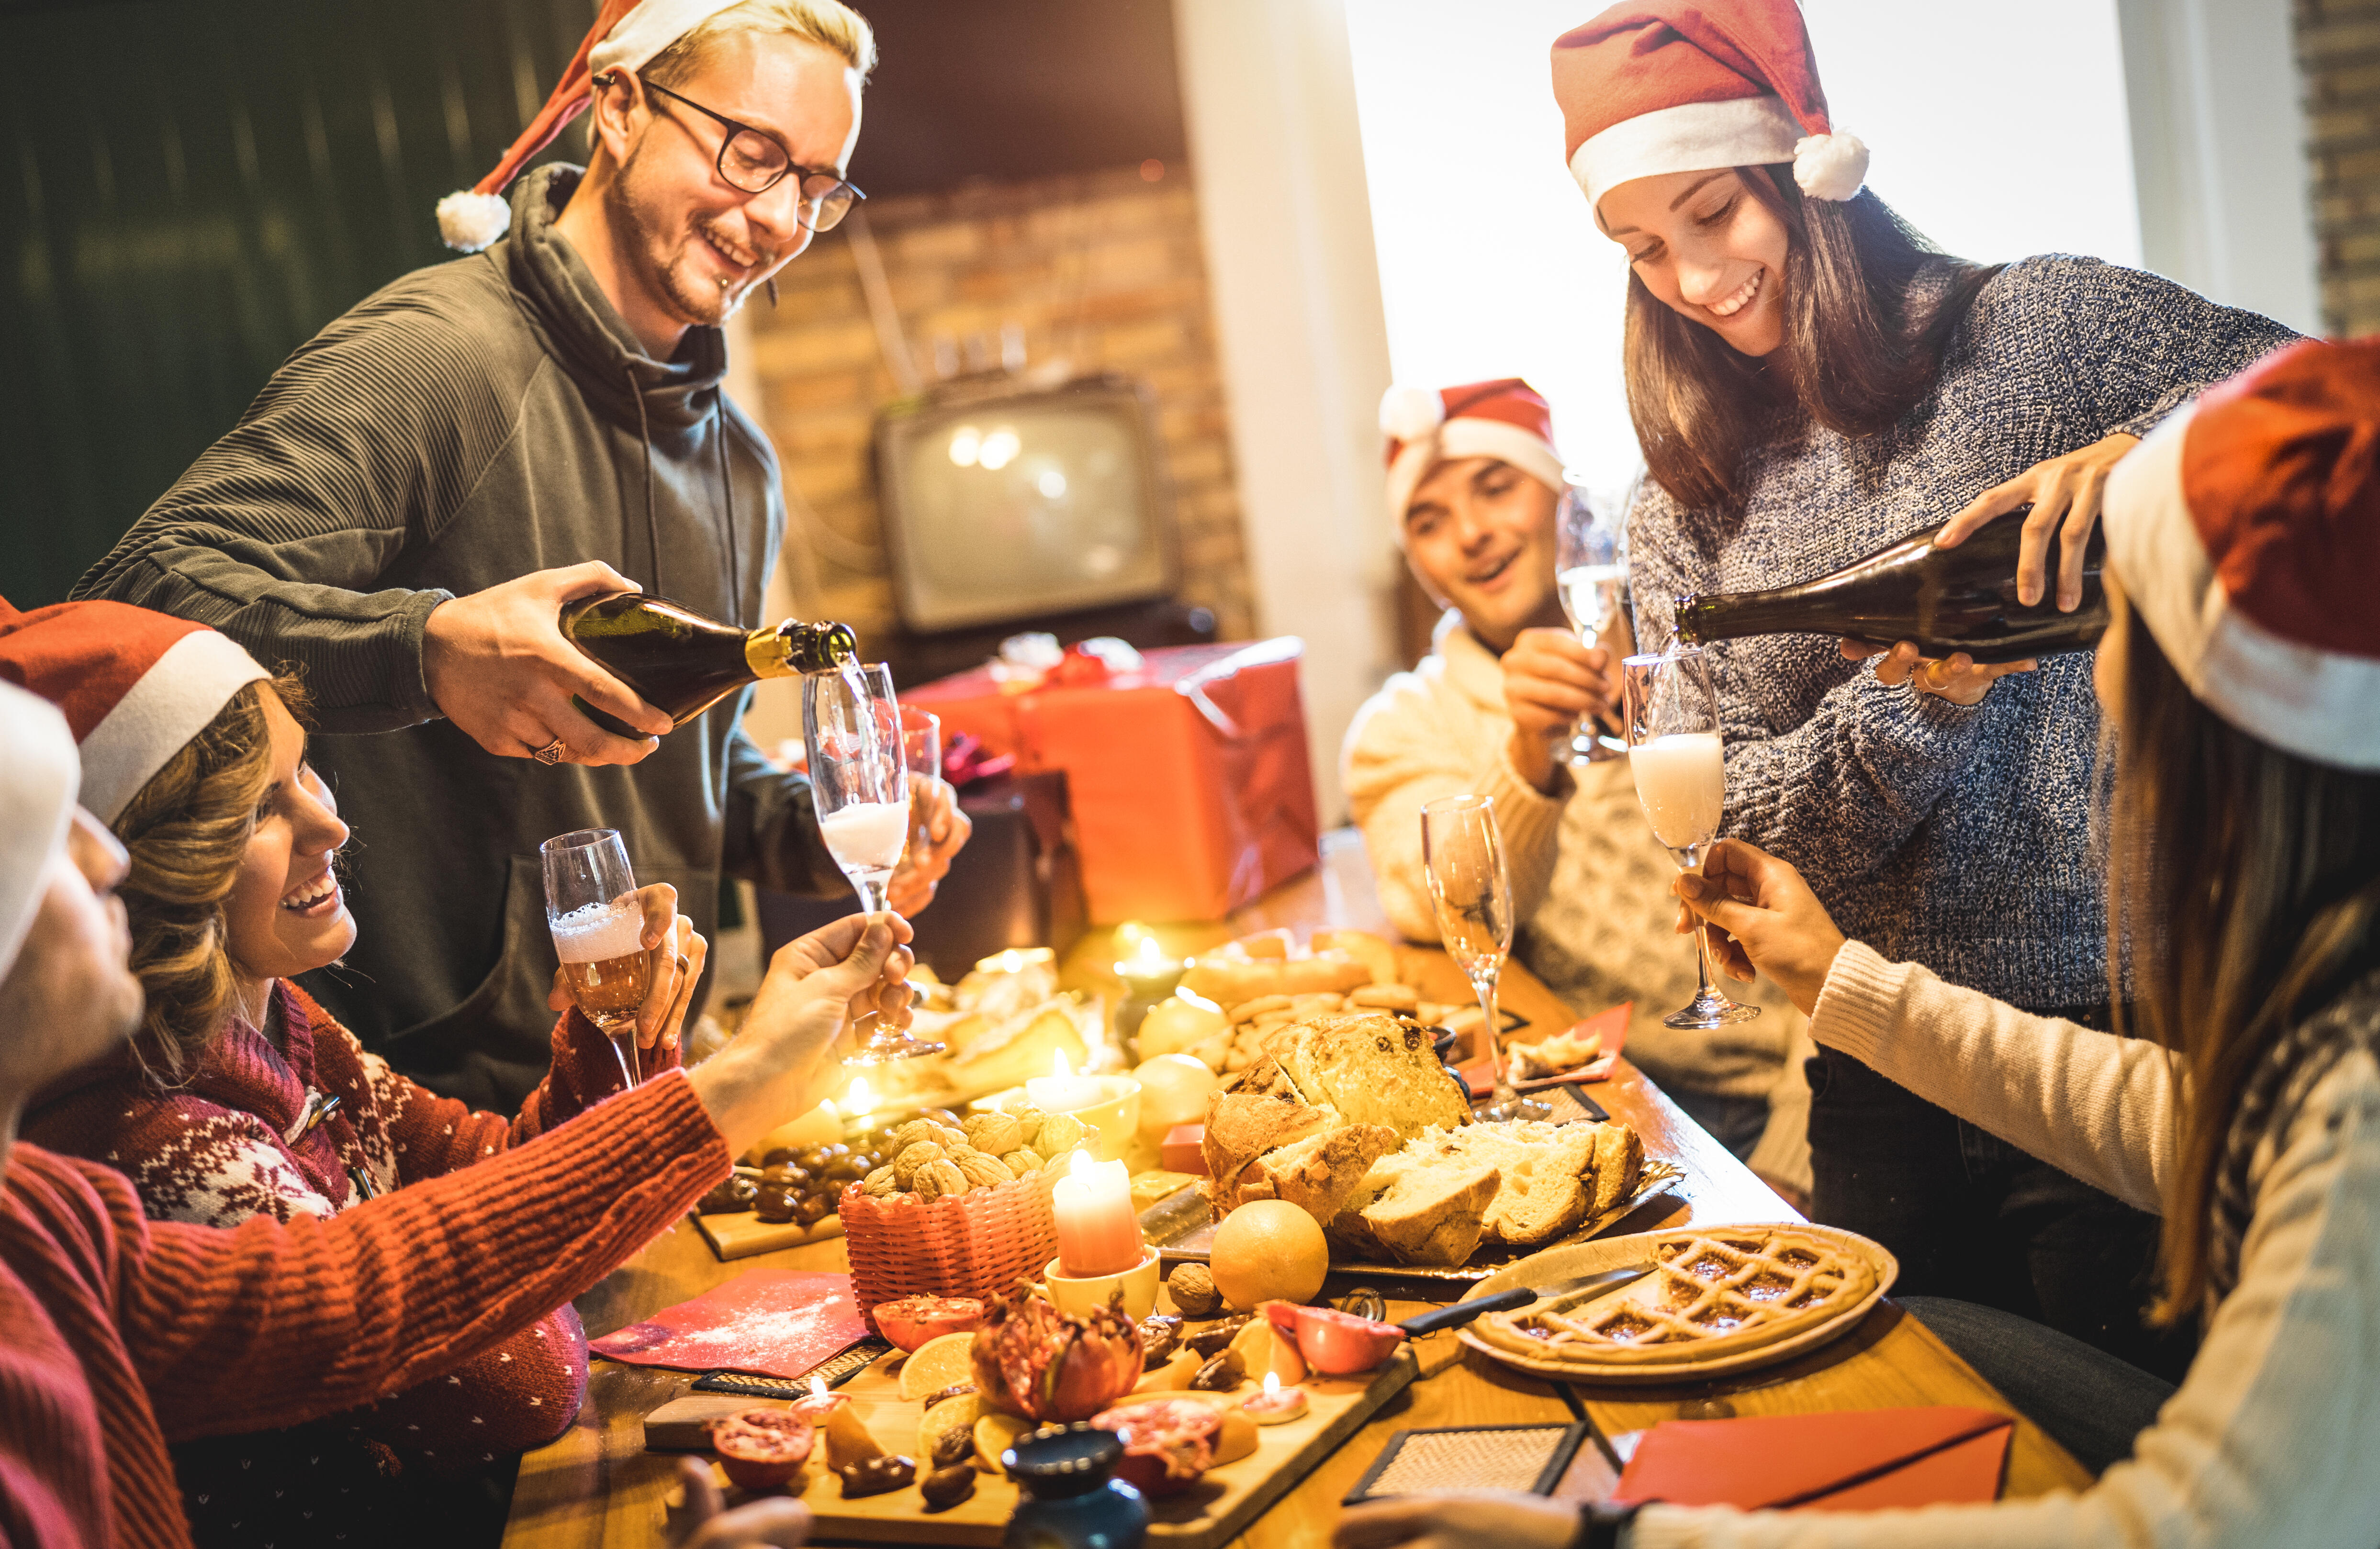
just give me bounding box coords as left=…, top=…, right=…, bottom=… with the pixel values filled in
left=1209, top=1200, right=1328, bottom=1309
left=897, top=1330, right=978, bottom=1401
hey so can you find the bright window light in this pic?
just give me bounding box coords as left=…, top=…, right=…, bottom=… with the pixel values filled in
left=1346, top=0, right=2143, bottom=502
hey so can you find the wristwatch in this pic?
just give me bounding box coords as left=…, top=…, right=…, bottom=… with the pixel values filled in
left=1571, top=1502, right=1643, bottom=1549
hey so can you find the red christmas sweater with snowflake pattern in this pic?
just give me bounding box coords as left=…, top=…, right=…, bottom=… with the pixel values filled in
left=25, top=980, right=682, bottom=1464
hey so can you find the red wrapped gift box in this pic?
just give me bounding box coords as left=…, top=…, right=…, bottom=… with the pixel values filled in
left=907, top=640, right=1319, bottom=922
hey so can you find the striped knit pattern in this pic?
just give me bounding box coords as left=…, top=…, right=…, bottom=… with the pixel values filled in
left=1628, top=256, right=2297, bottom=1011
left=0, top=1069, right=727, bottom=1549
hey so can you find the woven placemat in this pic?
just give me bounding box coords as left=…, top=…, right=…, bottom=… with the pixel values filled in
left=1344, top=1424, right=1588, bottom=1504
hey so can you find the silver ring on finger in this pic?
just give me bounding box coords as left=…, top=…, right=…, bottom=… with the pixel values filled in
left=675, top=955, right=691, bottom=977
left=530, top=736, right=569, bottom=765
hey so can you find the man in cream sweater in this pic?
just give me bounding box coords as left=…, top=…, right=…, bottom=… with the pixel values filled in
left=1344, top=379, right=1809, bottom=1199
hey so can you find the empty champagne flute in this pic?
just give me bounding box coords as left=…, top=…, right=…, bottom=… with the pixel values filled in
left=1421, top=795, right=1551, bottom=1123
left=541, top=828, right=650, bottom=1089
left=1620, top=647, right=1761, bottom=1030
left=1555, top=482, right=1627, bottom=765
left=804, top=663, right=942, bottom=1062
left=898, top=704, right=943, bottom=869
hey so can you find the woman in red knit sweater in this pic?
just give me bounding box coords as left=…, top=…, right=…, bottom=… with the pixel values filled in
left=0, top=668, right=909, bottom=1549
left=0, top=601, right=701, bottom=1543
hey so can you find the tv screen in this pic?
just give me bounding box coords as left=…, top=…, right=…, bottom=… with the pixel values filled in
left=875, top=377, right=1177, bottom=633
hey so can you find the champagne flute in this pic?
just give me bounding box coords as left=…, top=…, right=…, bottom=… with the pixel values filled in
left=1619, top=647, right=1762, bottom=1030
left=898, top=705, right=943, bottom=869
left=1421, top=795, right=1551, bottom=1123
left=803, top=663, right=942, bottom=1062
left=540, top=828, right=650, bottom=1089
left=1555, top=483, right=1627, bottom=765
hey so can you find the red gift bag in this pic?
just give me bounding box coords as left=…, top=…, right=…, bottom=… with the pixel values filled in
left=908, top=640, right=1319, bottom=922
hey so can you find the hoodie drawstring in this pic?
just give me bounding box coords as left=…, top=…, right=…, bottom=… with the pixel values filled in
left=625, top=366, right=744, bottom=621
left=714, top=403, right=741, bottom=616
left=629, top=366, right=661, bottom=597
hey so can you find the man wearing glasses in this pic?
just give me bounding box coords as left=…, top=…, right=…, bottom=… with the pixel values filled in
left=74, top=0, right=970, bottom=1110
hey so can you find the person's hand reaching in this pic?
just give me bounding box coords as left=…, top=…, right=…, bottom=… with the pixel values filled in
left=685, top=913, right=913, bottom=1155
left=888, top=778, right=970, bottom=914
left=665, top=1457, right=811, bottom=1548
left=1336, top=1493, right=1583, bottom=1549
left=547, top=881, right=707, bottom=1053
left=1501, top=627, right=1620, bottom=793
left=1672, top=838, right=1847, bottom=1015
left=1837, top=639, right=2035, bottom=707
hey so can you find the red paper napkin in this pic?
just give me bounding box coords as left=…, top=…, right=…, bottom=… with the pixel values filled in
left=588, top=1269, right=868, bottom=1378
left=1614, top=1407, right=2012, bottom=1512
left=1460, top=1003, right=1631, bottom=1096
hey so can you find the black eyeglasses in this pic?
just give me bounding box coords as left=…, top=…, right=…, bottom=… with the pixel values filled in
left=611, top=73, right=865, bottom=232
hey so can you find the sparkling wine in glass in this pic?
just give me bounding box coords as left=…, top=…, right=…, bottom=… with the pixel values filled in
left=540, top=828, right=650, bottom=1089
left=1620, top=647, right=1761, bottom=1030
left=1421, top=795, right=1551, bottom=1123
left=1555, top=483, right=1627, bottom=765
left=803, top=663, right=942, bottom=1062
left=898, top=705, right=942, bottom=868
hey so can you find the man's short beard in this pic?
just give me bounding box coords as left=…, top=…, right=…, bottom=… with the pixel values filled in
left=606, top=145, right=753, bottom=332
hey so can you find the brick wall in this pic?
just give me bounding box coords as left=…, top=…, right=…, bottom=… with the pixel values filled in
left=744, top=163, right=1255, bottom=644
left=2301, top=0, right=2380, bottom=333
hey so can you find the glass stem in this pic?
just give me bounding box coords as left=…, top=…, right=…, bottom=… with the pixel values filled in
left=610, top=1031, right=641, bottom=1090
left=1477, top=972, right=1514, bottom=1103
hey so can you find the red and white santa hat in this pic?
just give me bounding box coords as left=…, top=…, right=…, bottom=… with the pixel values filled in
left=2103, top=338, right=2380, bottom=771
left=0, top=600, right=272, bottom=824
left=1380, top=378, right=1569, bottom=544
left=0, top=680, right=77, bottom=983
left=1550, top=0, right=1869, bottom=215
left=436, top=0, right=753, bottom=252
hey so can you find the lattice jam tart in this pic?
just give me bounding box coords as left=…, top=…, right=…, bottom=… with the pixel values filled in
left=1476, top=1227, right=1879, bottom=1367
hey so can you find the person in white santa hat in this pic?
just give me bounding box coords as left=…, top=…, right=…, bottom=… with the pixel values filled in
left=1524, top=0, right=2301, bottom=1373
left=1336, top=338, right=2380, bottom=1549
left=74, top=0, right=968, bottom=1112
left=1346, top=378, right=1812, bottom=1200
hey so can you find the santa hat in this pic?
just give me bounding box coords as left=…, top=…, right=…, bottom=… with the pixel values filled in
left=2102, top=338, right=2380, bottom=771
left=0, top=680, right=77, bottom=983
left=436, top=0, right=752, bottom=252
left=0, top=600, right=271, bottom=825
left=1380, top=378, right=1569, bottom=545
left=1550, top=0, right=1869, bottom=215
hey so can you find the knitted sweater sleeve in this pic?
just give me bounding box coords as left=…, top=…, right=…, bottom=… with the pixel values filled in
left=1343, top=665, right=1571, bottom=943
left=67, top=275, right=523, bottom=732
left=121, top=1068, right=729, bottom=1441
left=1628, top=486, right=1991, bottom=895
left=386, top=1009, right=685, bottom=1178
left=1632, top=1008, right=2380, bottom=1549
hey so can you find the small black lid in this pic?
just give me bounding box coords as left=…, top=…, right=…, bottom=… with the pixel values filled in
left=1003, top=1424, right=1124, bottom=1498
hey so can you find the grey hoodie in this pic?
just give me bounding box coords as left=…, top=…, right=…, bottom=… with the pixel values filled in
left=76, top=165, right=849, bottom=1109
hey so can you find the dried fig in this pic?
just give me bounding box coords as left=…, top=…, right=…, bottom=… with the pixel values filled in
left=920, top=1462, right=977, bottom=1509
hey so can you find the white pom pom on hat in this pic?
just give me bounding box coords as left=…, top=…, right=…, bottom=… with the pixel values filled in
left=1794, top=132, right=1870, bottom=201
left=1378, top=383, right=1448, bottom=443
left=437, top=191, right=515, bottom=254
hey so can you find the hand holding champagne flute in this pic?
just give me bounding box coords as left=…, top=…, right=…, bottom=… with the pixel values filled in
left=541, top=828, right=704, bottom=1089
left=1620, top=647, right=1761, bottom=1030
left=1421, top=794, right=1551, bottom=1123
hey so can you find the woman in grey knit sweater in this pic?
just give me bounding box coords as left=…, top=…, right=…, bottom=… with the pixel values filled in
left=1547, top=0, right=2296, bottom=1374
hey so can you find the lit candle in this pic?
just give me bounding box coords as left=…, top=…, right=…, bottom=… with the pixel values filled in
left=1114, top=931, right=1185, bottom=1004
left=1051, top=1149, right=1143, bottom=1277
left=1026, top=1049, right=1107, bottom=1115
left=1241, top=1371, right=1307, bottom=1426
left=789, top=1374, right=846, bottom=1423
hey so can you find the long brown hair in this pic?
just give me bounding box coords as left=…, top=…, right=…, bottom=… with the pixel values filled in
left=2104, top=599, right=2380, bottom=1320
left=110, top=671, right=310, bottom=1084
left=1624, top=166, right=2001, bottom=513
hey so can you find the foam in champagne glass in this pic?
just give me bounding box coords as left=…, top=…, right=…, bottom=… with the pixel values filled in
left=1630, top=731, right=1725, bottom=850
left=820, top=800, right=910, bottom=871
left=550, top=900, right=644, bottom=964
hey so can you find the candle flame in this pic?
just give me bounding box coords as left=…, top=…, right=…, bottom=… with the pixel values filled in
left=1133, top=934, right=1166, bottom=967
left=808, top=1375, right=829, bottom=1400
left=1263, top=1371, right=1280, bottom=1395
left=845, top=1076, right=875, bottom=1115
left=1068, top=1148, right=1097, bottom=1181
left=1053, top=1048, right=1072, bottom=1081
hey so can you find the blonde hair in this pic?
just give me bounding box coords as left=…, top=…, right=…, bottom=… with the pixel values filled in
left=111, top=672, right=310, bottom=1084
left=646, top=0, right=878, bottom=88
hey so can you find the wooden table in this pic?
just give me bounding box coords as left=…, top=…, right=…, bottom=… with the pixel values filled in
left=502, top=832, right=2088, bottom=1547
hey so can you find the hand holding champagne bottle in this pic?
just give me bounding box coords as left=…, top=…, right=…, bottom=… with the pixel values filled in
left=423, top=562, right=676, bottom=767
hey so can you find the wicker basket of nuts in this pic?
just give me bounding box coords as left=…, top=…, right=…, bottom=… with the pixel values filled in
left=839, top=1104, right=1090, bottom=1330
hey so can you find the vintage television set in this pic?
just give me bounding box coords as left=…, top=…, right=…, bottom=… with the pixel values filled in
left=872, top=374, right=1189, bottom=667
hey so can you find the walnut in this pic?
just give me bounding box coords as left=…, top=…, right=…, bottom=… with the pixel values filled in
left=964, top=1112, right=1024, bottom=1156
left=1168, top=1263, right=1222, bottom=1318
left=890, top=1119, right=946, bottom=1153
left=954, top=1150, right=1014, bottom=1190
left=892, top=1141, right=947, bottom=1187
left=1002, top=1102, right=1047, bottom=1147
left=912, top=1159, right=969, bottom=1201
left=932, top=1123, right=969, bottom=1149
left=1033, top=1111, right=1088, bottom=1159
left=1000, top=1149, right=1043, bottom=1177
left=862, top=1166, right=898, bottom=1196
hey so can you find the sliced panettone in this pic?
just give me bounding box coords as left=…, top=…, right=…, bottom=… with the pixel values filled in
left=1589, top=1122, right=1647, bottom=1216
left=1201, top=1090, right=1332, bottom=1207
left=1219, top=1121, right=1401, bottom=1220
left=1265, top=1012, right=1471, bottom=1139
left=1356, top=1161, right=1501, bottom=1266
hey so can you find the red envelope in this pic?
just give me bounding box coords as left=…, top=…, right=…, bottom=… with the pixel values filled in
left=1613, top=1407, right=2012, bottom=1512
left=588, top=1269, right=868, bottom=1379
left=1460, top=1002, right=1631, bottom=1097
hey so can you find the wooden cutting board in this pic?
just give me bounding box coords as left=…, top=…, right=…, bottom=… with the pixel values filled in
left=691, top=1208, right=846, bottom=1261
left=652, top=1341, right=1421, bottom=1548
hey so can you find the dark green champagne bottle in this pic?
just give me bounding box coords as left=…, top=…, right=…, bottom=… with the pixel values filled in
left=559, top=592, right=860, bottom=740
left=1673, top=509, right=2108, bottom=664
